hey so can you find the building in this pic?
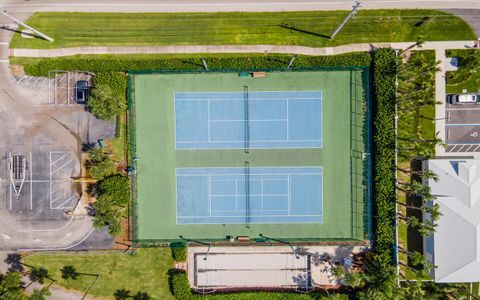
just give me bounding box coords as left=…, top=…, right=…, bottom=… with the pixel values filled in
left=425, top=159, right=480, bottom=283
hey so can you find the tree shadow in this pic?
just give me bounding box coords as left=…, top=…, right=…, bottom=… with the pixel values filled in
left=406, top=159, right=425, bottom=270
left=278, top=23, right=331, bottom=40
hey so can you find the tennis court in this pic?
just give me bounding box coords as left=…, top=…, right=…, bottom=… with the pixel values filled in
left=130, top=69, right=370, bottom=242
left=176, top=167, right=323, bottom=224
left=175, top=91, right=322, bottom=149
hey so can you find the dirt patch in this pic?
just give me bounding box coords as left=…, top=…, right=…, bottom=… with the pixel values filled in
left=10, top=64, right=25, bottom=77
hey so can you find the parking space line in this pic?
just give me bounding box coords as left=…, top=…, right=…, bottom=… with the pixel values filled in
left=30, top=152, right=32, bottom=210
left=50, top=158, right=73, bottom=175
left=50, top=151, right=70, bottom=166
left=445, top=124, right=480, bottom=127
left=53, top=195, right=77, bottom=210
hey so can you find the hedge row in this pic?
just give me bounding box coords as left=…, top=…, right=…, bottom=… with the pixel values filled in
left=19, top=52, right=372, bottom=77
left=371, top=48, right=397, bottom=268
left=170, top=242, right=187, bottom=262
left=170, top=272, right=339, bottom=300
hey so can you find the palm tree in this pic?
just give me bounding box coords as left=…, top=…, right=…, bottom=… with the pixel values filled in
left=114, top=289, right=131, bottom=300
left=61, top=265, right=79, bottom=280
left=133, top=292, right=151, bottom=300
left=28, top=287, right=51, bottom=300
left=29, top=267, right=49, bottom=284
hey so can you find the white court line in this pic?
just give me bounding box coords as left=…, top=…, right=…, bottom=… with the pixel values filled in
left=286, top=98, right=290, bottom=141
left=177, top=139, right=321, bottom=143
left=288, top=175, right=291, bottom=215
left=208, top=174, right=212, bottom=217
left=30, top=152, right=32, bottom=210
left=211, top=193, right=288, bottom=197
left=210, top=119, right=288, bottom=122
left=207, top=98, right=211, bottom=142
left=179, top=214, right=322, bottom=218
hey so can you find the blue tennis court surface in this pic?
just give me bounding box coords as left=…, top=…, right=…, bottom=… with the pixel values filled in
left=175, top=91, right=322, bottom=149
left=176, top=167, right=323, bottom=224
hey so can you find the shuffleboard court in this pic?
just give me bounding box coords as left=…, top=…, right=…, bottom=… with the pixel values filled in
left=175, top=91, right=322, bottom=149
left=176, top=167, right=323, bottom=224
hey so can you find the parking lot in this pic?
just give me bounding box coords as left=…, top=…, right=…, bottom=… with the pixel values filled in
left=445, top=100, right=480, bottom=152
left=4, top=150, right=80, bottom=220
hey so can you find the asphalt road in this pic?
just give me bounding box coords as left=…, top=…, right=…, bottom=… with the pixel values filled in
left=0, top=0, right=480, bottom=13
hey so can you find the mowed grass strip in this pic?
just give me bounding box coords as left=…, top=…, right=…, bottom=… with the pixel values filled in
left=10, top=10, right=475, bottom=49
left=23, top=249, right=174, bottom=300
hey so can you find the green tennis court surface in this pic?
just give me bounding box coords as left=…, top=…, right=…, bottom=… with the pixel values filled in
left=129, top=70, right=370, bottom=242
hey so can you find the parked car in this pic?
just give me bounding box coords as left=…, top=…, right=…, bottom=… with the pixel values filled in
left=75, top=80, right=89, bottom=103
left=449, top=93, right=480, bottom=105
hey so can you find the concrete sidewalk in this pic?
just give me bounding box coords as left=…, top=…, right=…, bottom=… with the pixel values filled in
left=10, top=40, right=478, bottom=58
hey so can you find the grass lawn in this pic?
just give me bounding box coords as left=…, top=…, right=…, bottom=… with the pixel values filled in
left=446, top=68, right=480, bottom=94
left=23, top=249, right=174, bottom=300
left=473, top=283, right=479, bottom=297
left=10, top=10, right=475, bottom=49
left=107, top=115, right=127, bottom=163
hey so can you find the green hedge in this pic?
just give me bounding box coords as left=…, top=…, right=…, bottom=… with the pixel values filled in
left=170, top=242, right=187, bottom=262
left=170, top=272, right=340, bottom=300
left=17, top=53, right=372, bottom=77
left=371, top=48, right=397, bottom=268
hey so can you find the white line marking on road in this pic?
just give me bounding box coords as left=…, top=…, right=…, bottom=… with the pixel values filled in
left=30, top=152, right=32, bottom=210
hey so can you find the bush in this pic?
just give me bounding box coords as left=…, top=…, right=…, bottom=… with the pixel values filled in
left=87, top=83, right=126, bottom=120
left=169, top=271, right=345, bottom=300
left=87, top=148, right=115, bottom=180
left=371, top=48, right=397, bottom=269
left=92, top=196, right=122, bottom=236
left=19, top=53, right=372, bottom=77
left=98, top=174, right=130, bottom=205
left=170, top=242, right=187, bottom=262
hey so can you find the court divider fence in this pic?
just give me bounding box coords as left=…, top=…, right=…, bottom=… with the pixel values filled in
left=127, top=66, right=373, bottom=245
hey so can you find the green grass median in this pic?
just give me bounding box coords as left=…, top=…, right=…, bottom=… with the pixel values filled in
left=10, top=10, right=475, bottom=49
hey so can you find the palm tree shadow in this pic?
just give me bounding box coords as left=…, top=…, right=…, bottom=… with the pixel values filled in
left=0, top=25, right=47, bottom=40
left=278, top=24, right=331, bottom=40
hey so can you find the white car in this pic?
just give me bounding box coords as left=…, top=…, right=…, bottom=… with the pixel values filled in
left=450, top=93, right=480, bottom=105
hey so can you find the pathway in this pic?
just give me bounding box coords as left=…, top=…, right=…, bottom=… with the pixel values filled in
left=10, top=40, right=478, bottom=58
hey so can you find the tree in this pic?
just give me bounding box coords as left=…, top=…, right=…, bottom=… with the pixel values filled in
left=29, top=288, right=50, bottom=300
left=89, top=158, right=115, bottom=180
left=92, top=197, right=122, bottom=236
left=29, top=267, right=49, bottom=284
left=0, top=271, right=26, bottom=300
left=133, top=292, right=151, bottom=300
left=98, top=174, right=130, bottom=205
left=114, top=289, right=131, bottom=300
left=61, top=266, right=79, bottom=280
left=87, top=84, right=126, bottom=120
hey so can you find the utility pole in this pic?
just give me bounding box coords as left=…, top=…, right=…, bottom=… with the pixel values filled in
left=0, top=10, right=54, bottom=42
left=287, top=55, right=298, bottom=69
left=330, top=1, right=361, bottom=40
left=201, top=58, right=209, bottom=70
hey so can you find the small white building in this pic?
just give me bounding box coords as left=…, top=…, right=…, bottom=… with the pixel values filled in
left=425, top=159, right=480, bottom=283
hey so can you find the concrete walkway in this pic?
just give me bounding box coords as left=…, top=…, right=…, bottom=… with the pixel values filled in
left=10, top=40, right=478, bottom=58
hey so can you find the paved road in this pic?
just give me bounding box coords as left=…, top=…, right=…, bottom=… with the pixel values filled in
left=0, top=0, right=480, bottom=12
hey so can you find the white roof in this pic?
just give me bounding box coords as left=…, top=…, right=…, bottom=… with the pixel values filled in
left=428, top=159, right=480, bottom=283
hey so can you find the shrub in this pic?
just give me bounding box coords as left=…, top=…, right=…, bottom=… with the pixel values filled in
left=19, top=53, right=372, bottom=77
left=170, top=242, right=187, bottom=262
left=92, top=196, right=122, bottom=236
left=87, top=148, right=115, bottom=180
left=87, top=83, right=126, bottom=120
left=98, top=174, right=130, bottom=205
left=371, top=48, right=397, bottom=269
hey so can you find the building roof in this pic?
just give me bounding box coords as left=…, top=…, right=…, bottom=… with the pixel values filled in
left=428, top=159, right=480, bottom=283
